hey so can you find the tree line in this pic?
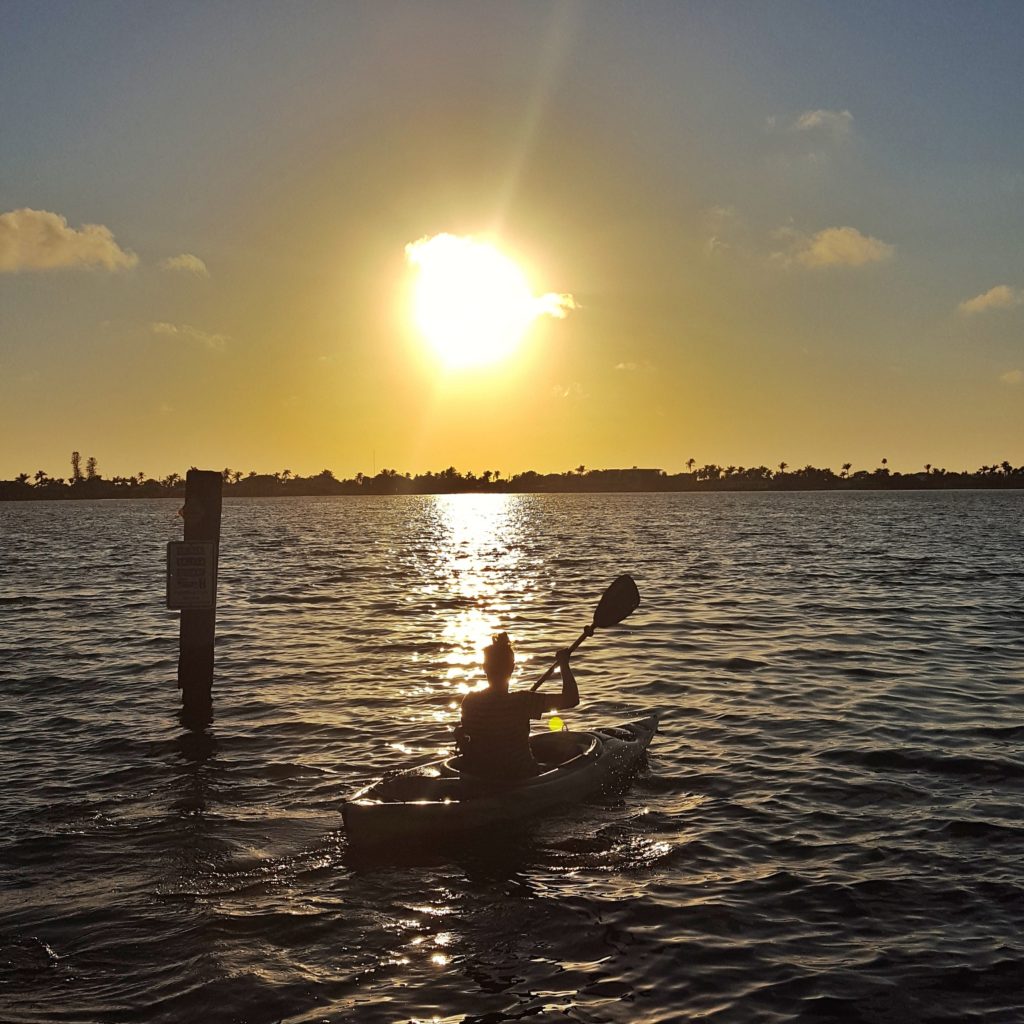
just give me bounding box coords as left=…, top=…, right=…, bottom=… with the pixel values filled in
left=2, top=453, right=1023, bottom=500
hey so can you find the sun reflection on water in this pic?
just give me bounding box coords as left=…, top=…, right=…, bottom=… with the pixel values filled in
left=429, top=494, right=531, bottom=696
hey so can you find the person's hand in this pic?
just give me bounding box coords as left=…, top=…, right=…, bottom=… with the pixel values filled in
left=556, top=648, right=572, bottom=668
left=583, top=624, right=595, bottom=638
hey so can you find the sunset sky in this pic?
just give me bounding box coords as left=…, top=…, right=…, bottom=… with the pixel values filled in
left=2, top=1, right=1022, bottom=480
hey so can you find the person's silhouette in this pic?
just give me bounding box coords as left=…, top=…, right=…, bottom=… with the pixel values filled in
left=457, top=631, right=583, bottom=779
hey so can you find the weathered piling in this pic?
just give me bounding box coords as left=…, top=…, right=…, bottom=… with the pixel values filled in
left=173, top=469, right=222, bottom=724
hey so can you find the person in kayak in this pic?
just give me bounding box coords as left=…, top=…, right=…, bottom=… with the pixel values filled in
left=457, top=630, right=584, bottom=779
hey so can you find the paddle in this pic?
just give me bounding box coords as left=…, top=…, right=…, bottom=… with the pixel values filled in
left=530, top=573, right=641, bottom=692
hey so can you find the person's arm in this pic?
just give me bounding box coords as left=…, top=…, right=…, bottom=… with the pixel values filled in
left=545, top=648, right=580, bottom=711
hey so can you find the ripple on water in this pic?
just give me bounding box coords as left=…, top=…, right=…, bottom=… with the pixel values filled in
left=1, top=492, right=1022, bottom=1023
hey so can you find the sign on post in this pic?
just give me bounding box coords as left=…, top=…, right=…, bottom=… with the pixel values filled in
left=167, top=541, right=217, bottom=609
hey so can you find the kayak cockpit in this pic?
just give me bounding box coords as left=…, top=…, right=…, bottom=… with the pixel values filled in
left=443, top=732, right=599, bottom=789
left=531, top=729, right=597, bottom=768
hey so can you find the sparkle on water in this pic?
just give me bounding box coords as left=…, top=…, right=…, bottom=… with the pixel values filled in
left=1, top=490, right=1022, bottom=1023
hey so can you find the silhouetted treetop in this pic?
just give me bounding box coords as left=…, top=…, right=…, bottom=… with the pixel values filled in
left=2, top=454, right=1023, bottom=500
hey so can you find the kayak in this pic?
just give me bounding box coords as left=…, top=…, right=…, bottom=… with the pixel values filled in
left=343, top=712, right=661, bottom=848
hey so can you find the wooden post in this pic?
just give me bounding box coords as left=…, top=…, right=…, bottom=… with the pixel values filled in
left=178, top=469, right=222, bottom=724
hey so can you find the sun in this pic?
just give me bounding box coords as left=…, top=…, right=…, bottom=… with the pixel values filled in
left=405, top=233, right=574, bottom=369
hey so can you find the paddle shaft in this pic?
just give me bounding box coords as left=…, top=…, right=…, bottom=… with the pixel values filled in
left=527, top=573, right=640, bottom=693
left=530, top=627, right=590, bottom=692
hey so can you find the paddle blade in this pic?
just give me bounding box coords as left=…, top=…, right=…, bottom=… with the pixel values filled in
left=592, top=573, right=640, bottom=628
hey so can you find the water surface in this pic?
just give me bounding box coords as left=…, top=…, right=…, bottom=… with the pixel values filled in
left=1, top=492, right=1022, bottom=1022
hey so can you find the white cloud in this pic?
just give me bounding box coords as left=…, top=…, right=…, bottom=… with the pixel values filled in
left=160, top=253, right=208, bottom=276
left=704, top=205, right=744, bottom=256
left=1000, top=369, right=1023, bottom=385
left=151, top=321, right=228, bottom=351
left=551, top=381, right=584, bottom=399
left=780, top=226, right=895, bottom=269
left=958, top=285, right=1024, bottom=315
left=792, top=109, right=854, bottom=139
left=0, top=208, right=137, bottom=272
left=534, top=292, right=577, bottom=318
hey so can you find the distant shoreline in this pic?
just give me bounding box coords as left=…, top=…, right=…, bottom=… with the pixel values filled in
left=3, top=462, right=1023, bottom=501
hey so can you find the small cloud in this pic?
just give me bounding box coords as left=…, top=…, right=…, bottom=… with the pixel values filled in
left=534, top=292, right=577, bottom=318
left=704, top=205, right=744, bottom=257
left=0, top=207, right=137, bottom=272
left=551, top=382, right=584, bottom=399
left=792, top=109, right=854, bottom=140
left=1000, top=369, right=1023, bottom=385
left=151, top=321, right=229, bottom=351
left=160, top=253, right=208, bottom=276
left=778, top=225, right=894, bottom=269
left=614, top=360, right=654, bottom=372
left=958, top=285, right=1024, bottom=315
left=768, top=110, right=855, bottom=169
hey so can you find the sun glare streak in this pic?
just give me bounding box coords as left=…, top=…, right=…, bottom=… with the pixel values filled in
left=404, top=233, right=574, bottom=369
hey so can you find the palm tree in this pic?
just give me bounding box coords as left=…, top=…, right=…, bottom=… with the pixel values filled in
left=777, top=462, right=788, bottom=474
left=33, top=469, right=49, bottom=486
left=686, top=458, right=696, bottom=473
left=15, top=472, right=30, bottom=484
left=576, top=464, right=586, bottom=476
left=841, top=462, right=852, bottom=478
left=924, top=464, right=931, bottom=475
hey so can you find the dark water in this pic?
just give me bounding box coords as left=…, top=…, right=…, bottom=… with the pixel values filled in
left=1, top=492, right=1022, bottom=1024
